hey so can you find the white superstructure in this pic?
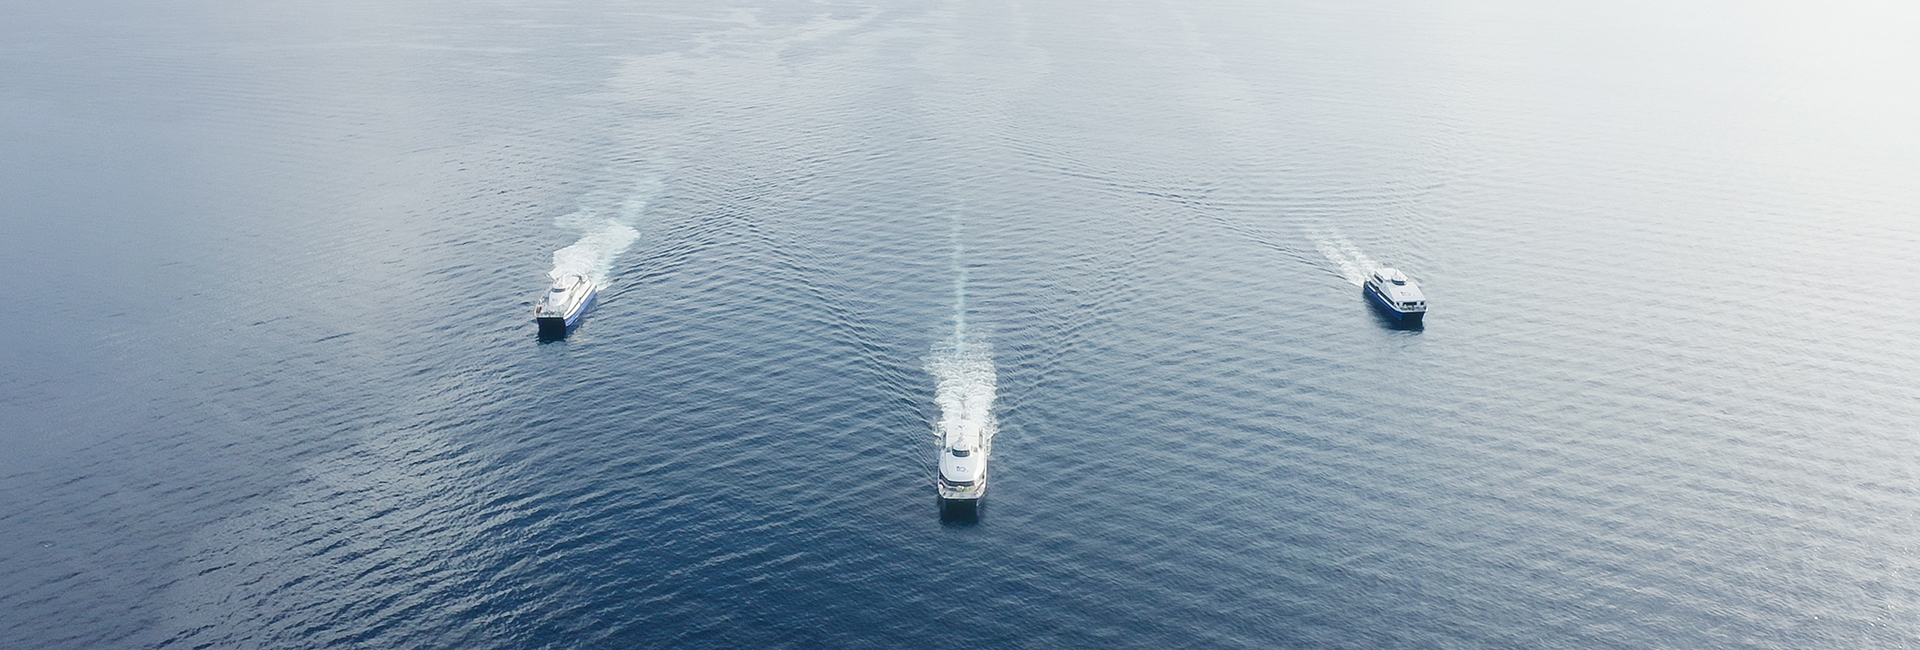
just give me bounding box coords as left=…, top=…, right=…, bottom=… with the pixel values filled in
left=534, top=274, right=598, bottom=336
left=1363, top=267, right=1427, bottom=323
left=936, top=420, right=988, bottom=500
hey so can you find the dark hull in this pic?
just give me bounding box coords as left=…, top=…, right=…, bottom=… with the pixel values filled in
left=535, top=289, right=597, bottom=338
left=1364, top=284, right=1425, bottom=325
left=937, top=496, right=982, bottom=525
left=536, top=317, right=571, bottom=338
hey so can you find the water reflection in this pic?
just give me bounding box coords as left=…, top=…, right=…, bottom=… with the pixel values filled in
left=535, top=325, right=573, bottom=343
left=938, top=497, right=982, bottom=527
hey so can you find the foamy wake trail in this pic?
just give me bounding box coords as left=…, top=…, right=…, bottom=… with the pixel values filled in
left=1314, top=232, right=1380, bottom=286
left=549, top=174, right=665, bottom=285
left=927, top=224, right=996, bottom=452
left=927, top=336, right=997, bottom=452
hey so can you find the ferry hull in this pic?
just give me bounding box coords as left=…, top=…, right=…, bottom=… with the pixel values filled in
left=1364, top=284, right=1424, bottom=324
left=536, top=290, right=597, bottom=338
left=938, top=495, right=982, bottom=524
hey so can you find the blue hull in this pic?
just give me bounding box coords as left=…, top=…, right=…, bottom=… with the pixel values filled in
left=1364, top=284, right=1424, bottom=325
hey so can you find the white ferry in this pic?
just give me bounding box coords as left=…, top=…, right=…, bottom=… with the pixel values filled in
left=937, top=423, right=988, bottom=500
left=534, top=274, right=598, bottom=337
left=1363, top=268, right=1426, bottom=324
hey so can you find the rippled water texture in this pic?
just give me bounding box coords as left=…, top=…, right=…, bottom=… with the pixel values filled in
left=3, top=0, right=1917, bottom=648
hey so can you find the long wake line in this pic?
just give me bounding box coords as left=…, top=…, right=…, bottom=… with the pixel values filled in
left=950, top=222, right=968, bottom=352
left=928, top=218, right=996, bottom=457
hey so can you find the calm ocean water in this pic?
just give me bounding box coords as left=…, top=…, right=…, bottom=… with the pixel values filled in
left=4, top=1, right=1918, bottom=648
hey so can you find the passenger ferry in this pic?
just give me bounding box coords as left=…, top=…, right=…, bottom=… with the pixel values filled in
left=535, top=274, right=598, bottom=337
left=937, top=423, right=988, bottom=500
left=1363, top=267, right=1426, bottom=324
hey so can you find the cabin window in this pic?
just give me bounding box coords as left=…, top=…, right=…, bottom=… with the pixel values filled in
left=951, top=449, right=971, bottom=457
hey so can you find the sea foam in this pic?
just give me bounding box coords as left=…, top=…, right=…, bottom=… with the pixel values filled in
left=549, top=173, right=666, bottom=285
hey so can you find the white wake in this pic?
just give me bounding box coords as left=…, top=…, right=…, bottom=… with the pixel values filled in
left=926, top=228, right=997, bottom=454
left=928, top=335, right=996, bottom=453
left=1314, top=231, right=1381, bottom=286
left=549, top=173, right=666, bottom=285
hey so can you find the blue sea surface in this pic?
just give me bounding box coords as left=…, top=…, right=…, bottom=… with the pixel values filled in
left=3, top=1, right=1918, bottom=648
